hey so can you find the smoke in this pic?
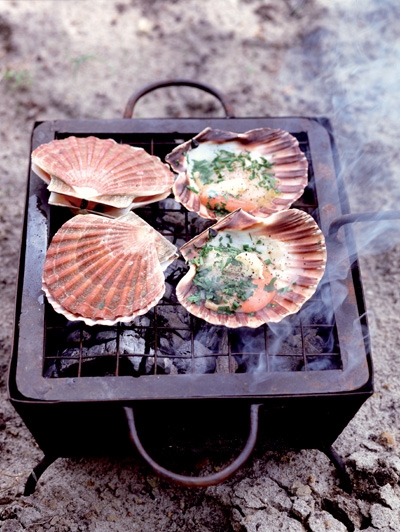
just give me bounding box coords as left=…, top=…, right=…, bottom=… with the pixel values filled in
left=277, top=1, right=400, bottom=212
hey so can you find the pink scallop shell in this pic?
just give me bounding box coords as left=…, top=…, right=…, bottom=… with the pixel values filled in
left=42, top=213, right=177, bottom=326
left=176, top=208, right=326, bottom=328
left=166, top=127, right=308, bottom=220
left=31, top=136, right=174, bottom=211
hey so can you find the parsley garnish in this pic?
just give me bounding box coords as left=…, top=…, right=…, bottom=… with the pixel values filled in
left=278, top=285, right=293, bottom=294
left=187, top=235, right=266, bottom=312
left=191, top=159, right=214, bottom=184
left=264, top=277, right=277, bottom=292
left=189, top=149, right=278, bottom=192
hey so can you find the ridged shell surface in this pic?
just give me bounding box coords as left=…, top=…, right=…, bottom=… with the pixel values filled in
left=176, top=208, right=326, bottom=328
left=166, top=127, right=308, bottom=220
left=42, top=213, right=172, bottom=325
left=32, top=136, right=174, bottom=209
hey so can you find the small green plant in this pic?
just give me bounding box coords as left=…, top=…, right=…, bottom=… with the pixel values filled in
left=2, top=68, right=33, bottom=90
left=70, top=54, right=98, bottom=76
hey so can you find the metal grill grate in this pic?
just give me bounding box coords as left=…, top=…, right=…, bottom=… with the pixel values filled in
left=42, top=132, right=341, bottom=380
left=13, top=116, right=371, bottom=402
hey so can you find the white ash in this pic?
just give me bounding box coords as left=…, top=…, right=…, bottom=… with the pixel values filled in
left=173, top=340, right=216, bottom=374
left=308, top=510, right=347, bottom=532
left=119, top=330, right=147, bottom=355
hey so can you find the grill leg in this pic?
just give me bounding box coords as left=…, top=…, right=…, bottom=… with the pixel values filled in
left=320, top=446, right=352, bottom=493
left=24, top=455, right=58, bottom=496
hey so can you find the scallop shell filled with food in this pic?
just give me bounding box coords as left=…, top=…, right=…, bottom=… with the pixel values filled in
left=42, top=212, right=178, bottom=326
left=31, top=136, right=175, bottom=217
left=166, top=127, right=308, bottom=220
left=176, top=208, right=326, bottom=328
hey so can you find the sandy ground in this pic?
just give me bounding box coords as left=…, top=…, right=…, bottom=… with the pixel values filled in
left=1, top=0, right=400, bottom=530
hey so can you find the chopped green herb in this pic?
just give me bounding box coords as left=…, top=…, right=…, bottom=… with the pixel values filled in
left=187, top=292, right=203, bottom=304
left=217, top=305, right=235, bottom=315
left=277, top=285, right=293, bottom=294
left=192, top=159, right=214, bottom=184
left=206, top=200, right=230, bottom=216
left=189, top=149, right=280, bottom=210
left=186, top=232, right=277, bottom=314
left=242, top=243, right=256, bottom=252
left=231, top=300, right=241, bottom=311
left=264, top=277, right=277, bottom=292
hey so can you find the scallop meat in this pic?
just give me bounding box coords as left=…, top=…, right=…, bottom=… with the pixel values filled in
left=42, top=212, right=177, bottom=326
left=166, top=127, right=308, bottom=220
left=176, top=208, right=326, bottom=328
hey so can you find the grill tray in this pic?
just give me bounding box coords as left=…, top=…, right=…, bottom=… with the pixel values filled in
left=9, top=114, right=373, bottom=491
left=13, top=117, right=371, bottom=400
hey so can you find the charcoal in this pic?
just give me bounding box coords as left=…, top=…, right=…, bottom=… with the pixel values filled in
left=157, top=211, right=186, bottom=232
left=66, top=327, right=92, bottom=344
left=158, top=198, right=181, bottom=210
left=127, top=356, right=144, bottom=373
left=303, top=329, right=329, bottom=353
left=156, top=303, right=191, bottom=330
left=173, top=340, right=216, bottom=374
left=87, top=330, right=117, bottom=356
left=144, top=355, right=174, bottom=375
left=119, top=330, right=147, bottom=355
left=43, top=347, right=83, bottom=378
left=215, top=355, right=238, bottom=374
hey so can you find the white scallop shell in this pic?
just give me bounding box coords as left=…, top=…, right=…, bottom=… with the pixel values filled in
left=42, top=212, right=177, bottom=326
left=176, top=208, right=326, bottom=328
left=31, top=136, right=174, bottom=213
left=166, top=127, right=308, bottom=220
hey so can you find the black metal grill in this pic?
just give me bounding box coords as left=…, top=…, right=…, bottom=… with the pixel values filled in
left=13, top=117, right=370, bottom=400
left=9, top=110, right=373, bottom=493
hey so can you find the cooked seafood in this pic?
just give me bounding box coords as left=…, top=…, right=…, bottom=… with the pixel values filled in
left=176, top=208, right=326, bottom=328
left=31, top=136, right=174, bottom=216
left=42, top=212, right=177, bottom=326
left=166, top=127, right=308, bottom=220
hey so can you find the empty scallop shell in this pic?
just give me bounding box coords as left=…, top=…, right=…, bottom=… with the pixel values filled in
left=42, top=212, right=177, bottom=326
left=31, top=136, right=174, bottom=214
left=176, top=208, right=326, bottom=328
left=166, top=127, right=308, bottom=220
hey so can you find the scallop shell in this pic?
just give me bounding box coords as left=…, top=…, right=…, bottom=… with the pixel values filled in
left=125, top=211, right=178, bottom=270
left=31, top=136, right=174, bottom=213
left=42, top=212, right=177, bottom=326
left=47, top=190, right=171, bottom=218
left=176, top=208, right=326, bottom=328
left=166, top=127, right=308, bottom=220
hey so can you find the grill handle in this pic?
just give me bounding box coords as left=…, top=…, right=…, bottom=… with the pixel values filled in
left=123, top=78, right=235, bottom=119
left=328, top=211, right=400, bottom=237
left=124, top=403, right=260, bottom=487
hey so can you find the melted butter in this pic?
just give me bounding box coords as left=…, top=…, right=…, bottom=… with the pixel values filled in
left=205, top=179, right=278, bottom=205
left=234, top=252, right=264, bottom=278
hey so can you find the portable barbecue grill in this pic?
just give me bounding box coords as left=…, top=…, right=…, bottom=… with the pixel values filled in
left=9, top=80, right=373, bottom=495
